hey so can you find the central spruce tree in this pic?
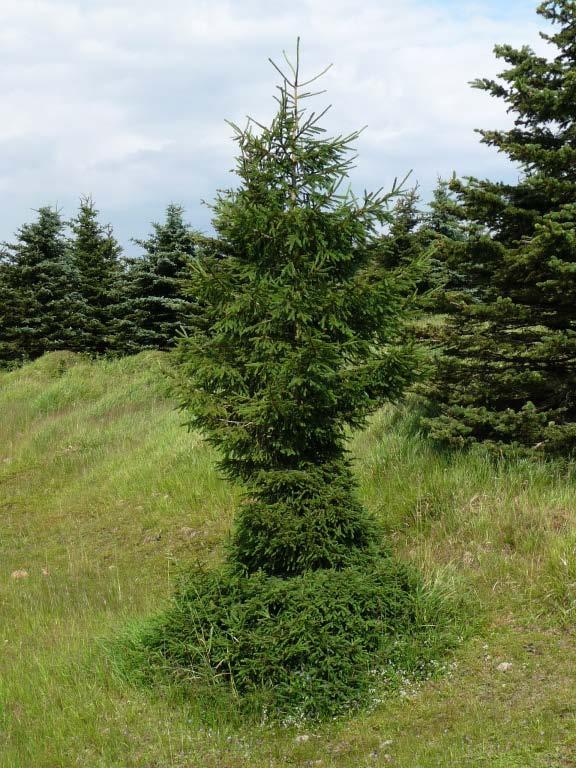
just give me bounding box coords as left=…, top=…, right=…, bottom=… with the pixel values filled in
left=421, top=0, right=576, bottom=455
left=178, top=88, right=418, bottom=576
left=131, top=46, right=462, bottom=718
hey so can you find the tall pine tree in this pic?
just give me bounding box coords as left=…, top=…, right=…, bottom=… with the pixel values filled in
left=421, top=1, right=576, bottom=455
left=0, top=207, right=81, bottom=362
left=120, top=204, right=196, bottom=351
left=176, top=80, right=418, bottom=577
left=68, top=196, right=123, bottom=354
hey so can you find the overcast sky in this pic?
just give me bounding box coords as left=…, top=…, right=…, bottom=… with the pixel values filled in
left=1, top=0, right=547, bottom=253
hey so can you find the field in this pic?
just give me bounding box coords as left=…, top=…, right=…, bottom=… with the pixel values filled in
left=1, top=352, right=575, bottom=767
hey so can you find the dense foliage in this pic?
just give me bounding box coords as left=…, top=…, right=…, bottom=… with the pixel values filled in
left=126, top=555, right=466, bottom=718
left=381, top=181, right=467, bottom=319
left=420, top=0, right=576, bottom=455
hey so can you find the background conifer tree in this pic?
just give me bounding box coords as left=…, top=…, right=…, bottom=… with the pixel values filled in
left=421, top=0, right=576, bottom=455
left=382, top=188, right=425, bottom=270
left=379, top=182, right=467, bottom=335
left=379, top=188, right=436, bottom=348
left=0, top=249, right=20, bottom=365
left=417, top=178, right=470, bottom=319
left=68, top=196, right=123, bottom=354
left=0, top=207, right=81, bottom=362
left=425, top=179, right=464, bottom=239
left=120, top=204, right=196, bottom=351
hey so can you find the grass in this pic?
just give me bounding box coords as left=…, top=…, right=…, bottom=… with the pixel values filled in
left=0, top=351, right=575, bottom=766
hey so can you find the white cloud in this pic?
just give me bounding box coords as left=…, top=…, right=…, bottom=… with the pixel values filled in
left=0, top=0, right=546, bottom=248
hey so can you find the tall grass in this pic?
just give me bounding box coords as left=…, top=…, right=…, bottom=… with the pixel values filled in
left=1, top=353, right=574, bottom=766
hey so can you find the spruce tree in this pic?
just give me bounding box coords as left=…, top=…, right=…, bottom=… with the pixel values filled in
left=68, top=196, right=123, bottom=354
left=379, top=183, right=465, bottom=328
left=1, top=207, right=80, bottom=362
left=0, top=250, right=19, bottom=364
left=131, top=46, right=461, bottom=718
left=426, top=178, right=466, bottom=243
left=382, top=188, right=425, bottom=271
left=120, top=204, right=196, bottom=351
left=421, top=1, right=576, bottom=455
left=176, top=67, right=418, bottom=577
left=420, top=178, right=469, bottom=315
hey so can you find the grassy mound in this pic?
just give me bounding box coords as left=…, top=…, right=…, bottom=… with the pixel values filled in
left=120, top=551, right=469, bottom=720
left=3, top=354, right=576, bottom=765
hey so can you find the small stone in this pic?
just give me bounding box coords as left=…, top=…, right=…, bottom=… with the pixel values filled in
left=179, top=527, right=199, bottom=540
left=142, top=531, right=162, bottom=544
left=496, top=661, right=513, bottom=672
left=330, top=741, right=352, bottom=754
left=11, top=569, right=29, bottom=579
left=295, top=734, right=310, bottom=744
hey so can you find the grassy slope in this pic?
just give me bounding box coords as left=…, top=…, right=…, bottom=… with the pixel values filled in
left=0, top=352, right=574, bottom=767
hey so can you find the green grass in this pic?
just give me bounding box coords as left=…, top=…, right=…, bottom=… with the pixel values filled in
left=1, top=352, right=575, bottom=766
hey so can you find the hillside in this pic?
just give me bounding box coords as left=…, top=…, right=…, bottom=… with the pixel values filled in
left=0, top=352, right=575, bottom=767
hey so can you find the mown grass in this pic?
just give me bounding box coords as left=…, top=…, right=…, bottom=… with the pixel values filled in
left=1, top=352, right=575, bottom=767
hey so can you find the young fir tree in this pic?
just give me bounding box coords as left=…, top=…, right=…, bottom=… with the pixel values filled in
left=0, top=207, right=81, bottom=362
left=420, top=178, right=469, bottom=314
left=132, top=46, right=462, bottom=718
left=426, top=178, right=466, bottom=242
left=379, top=183, right=466, bottom=326
left=120, top=204, right=196, bottom=351
left=378, top=188, right=437, bottom=349
left=381, top=188, right=425, bottom=270
left=68, top=196, right=123, bottom=354
left=421, top=0, right=576, bottom=455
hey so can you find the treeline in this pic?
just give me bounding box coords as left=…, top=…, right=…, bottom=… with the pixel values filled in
left=0, top=199, right=196, bottom=361
left=0, top=181, right=461, bottom=364
left=1, top=0, right=575, bottom=459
